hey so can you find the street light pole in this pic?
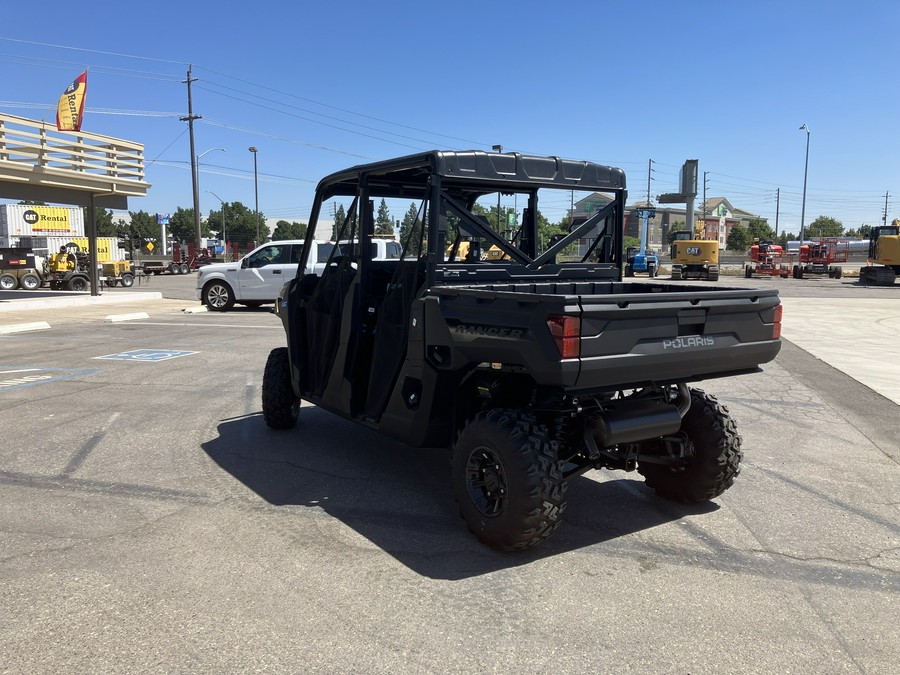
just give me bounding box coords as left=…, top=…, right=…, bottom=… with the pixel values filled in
left=208, top=190, right=227, bottom=261
left=799, top=124, right=810, bottom=245
left=197, top=148, right=225, bottom=251
left=249, top=146, right=260, bottom=245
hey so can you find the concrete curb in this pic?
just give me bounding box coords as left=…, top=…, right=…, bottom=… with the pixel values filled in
left=0, top=292, right=163, bottom=313
left=0, top=321, right=52, bottom=335
left=105, top=312, right=151, bottom=323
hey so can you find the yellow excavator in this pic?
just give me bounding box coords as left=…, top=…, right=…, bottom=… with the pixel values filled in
left=859, top=219, right=900, bottom=286
left=669, top=228, right=719, bottom=281
left=446, top=239, right=509, bottom=262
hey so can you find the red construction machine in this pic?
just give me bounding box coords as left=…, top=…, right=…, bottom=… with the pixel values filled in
left=792, top=238, right=848, bottom=279
left=745, top=241, right=792, bottom=278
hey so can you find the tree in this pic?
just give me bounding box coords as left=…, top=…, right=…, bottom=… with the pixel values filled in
left=375, top=198, right=394, bottom=235
left=271, top=220, right=307, bottom=240
left=846, top=224, right=872, bottom=239
left=213, top=201, right=265, bottom=247
left=129, top=210, right=159, bottom=242
left=726, top=224, right=751, bottom=252
left=168, top=207, right=196, bottom=243
left=777, top=231, right=796, bottom=248
left=746, top=217, right=774, bottom=242
left=399, top=202, right=424, bottom=255
left=806, top=216, right=843, bottom=238
left=80, top=207, right=116, bottom=236
left=332, top=204, right=348, bottom=240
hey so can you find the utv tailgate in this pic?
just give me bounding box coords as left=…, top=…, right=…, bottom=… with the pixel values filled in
left=431, top=281, right=781, bottom=392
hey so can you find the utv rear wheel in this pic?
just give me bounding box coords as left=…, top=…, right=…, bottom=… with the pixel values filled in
left=638, top=389, right=742, bottom=503
left=452, top=409, right=567, bottom=551
left=262, top=347, right=299, bottom=429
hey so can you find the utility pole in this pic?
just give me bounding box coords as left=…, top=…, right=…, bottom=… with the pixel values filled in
left=883, top=191, right=890, bottom=227
left=702, top=171, right=708, bottom=239
left=646, top=158, right=655, bottom=205
left=180, top=65, right=203, bottom=252
left=775, top=188, right=781, bottom=238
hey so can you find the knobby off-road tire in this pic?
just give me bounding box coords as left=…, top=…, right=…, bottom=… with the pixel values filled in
left=262, top=347, right=299, bottom=429
left=452, top=409, right=567, bottom=551
left=638, top=389, right=742, bottom=503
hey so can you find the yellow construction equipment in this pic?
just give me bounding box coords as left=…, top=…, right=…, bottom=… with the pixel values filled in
left=669, top=230, right=719, bottom=281
left=859, top=220, right=900, bottom=286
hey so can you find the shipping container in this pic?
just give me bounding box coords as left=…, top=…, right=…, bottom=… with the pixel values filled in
left=0, top=204, right=85, bottom=241
left=42, top=236, right=124, bottom=263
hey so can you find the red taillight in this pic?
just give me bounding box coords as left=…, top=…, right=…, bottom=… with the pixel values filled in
left=773, top=304, right=783, bottom=339
left=547, top=315, right=581, bottom=358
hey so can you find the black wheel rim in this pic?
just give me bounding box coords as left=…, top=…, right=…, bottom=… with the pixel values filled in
left=466, top=447, right=508, bottom=517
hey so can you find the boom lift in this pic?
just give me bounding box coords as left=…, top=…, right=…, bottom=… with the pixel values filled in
left=792, top=238, right=848, bottom=279
left=624, top=207, right=659, bottom=276
left=745, top=241, right=791, bottom=278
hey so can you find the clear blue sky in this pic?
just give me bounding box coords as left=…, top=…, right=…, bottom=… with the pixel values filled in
left=2, top=0, right=897, bottom=235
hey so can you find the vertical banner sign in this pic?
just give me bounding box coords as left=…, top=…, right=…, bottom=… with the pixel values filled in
left=56, top=71, right=88, bottom=132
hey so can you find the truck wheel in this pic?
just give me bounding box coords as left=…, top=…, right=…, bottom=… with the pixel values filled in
left=202, top=280, right=235, bottom=311
left=180, top=263, right=190, bottom=274
left=834, top=267, right=842, bottom=279
left=262, top=347, right=299, bottom=429
left=120, top=273, right=135, bottom=287
left=20, top=273, right=41, bottom=290
left=638, top=389, right=742, bottom=503
left=744, top=266, right=752, bottom=278
left=169, top=263, right=180, bottom=275
left=67, top=276, right=89, bottom=292
left=452, top=409, right=567, bottom=551
left=0, top=273, right=18, bottom=290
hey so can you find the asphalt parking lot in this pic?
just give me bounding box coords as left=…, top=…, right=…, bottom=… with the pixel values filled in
left=1, top=273, right=898, bottom=673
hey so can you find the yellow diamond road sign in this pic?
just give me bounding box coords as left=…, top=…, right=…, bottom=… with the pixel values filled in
left=146, top=241, right=154, bottom=252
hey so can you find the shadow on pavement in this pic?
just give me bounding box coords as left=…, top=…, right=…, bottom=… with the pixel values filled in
left=202, top=407, right=717, bottom=580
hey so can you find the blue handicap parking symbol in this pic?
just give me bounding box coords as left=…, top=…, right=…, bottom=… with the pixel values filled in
left=95, top=349, right=198, bottom=362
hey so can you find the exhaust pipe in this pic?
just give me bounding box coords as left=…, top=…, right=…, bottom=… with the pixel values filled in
left=590, top=384, right=691, bottom=448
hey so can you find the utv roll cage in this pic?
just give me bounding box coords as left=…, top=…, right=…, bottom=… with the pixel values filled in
left=297, top=150, right=628, bottom=288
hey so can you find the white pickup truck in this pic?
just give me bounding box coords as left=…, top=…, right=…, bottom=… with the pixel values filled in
left=196, top=240, right=334, bottom=311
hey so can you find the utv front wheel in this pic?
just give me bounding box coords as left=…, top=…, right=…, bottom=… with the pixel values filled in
left=262, top=347, right=299, bottom=429
left=452, top=409, right=567, bottom=551
left=638, top=389, right=742, bottom=503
